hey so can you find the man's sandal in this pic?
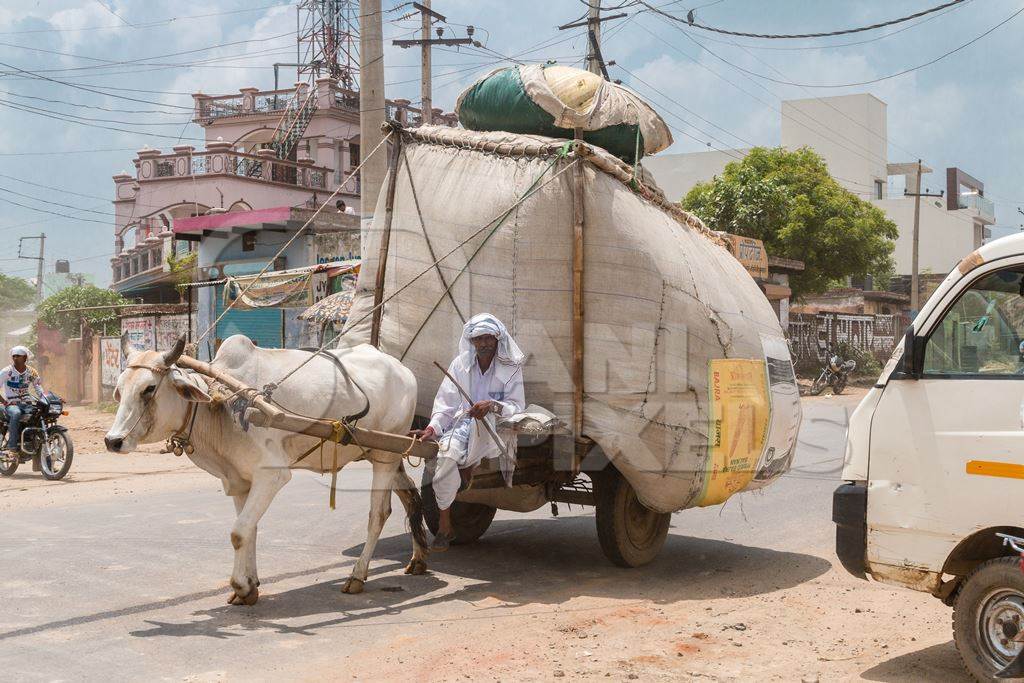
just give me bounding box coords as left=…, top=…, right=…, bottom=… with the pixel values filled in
left=430, top=532, right=452, bottom=552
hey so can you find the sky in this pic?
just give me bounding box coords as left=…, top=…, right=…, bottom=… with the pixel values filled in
left=0, top=0, right=1021, bottom=286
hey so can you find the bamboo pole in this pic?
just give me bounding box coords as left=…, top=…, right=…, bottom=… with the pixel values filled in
left=370, top=129, right=404, bottom=347
left=571, top=136, right=585, bottom=442
left=175, top=355, right=437, bottom=460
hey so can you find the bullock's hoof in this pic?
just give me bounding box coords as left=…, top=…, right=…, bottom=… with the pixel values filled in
left=404, top=559, right=428, bottom=575
left=341, top=577, right=364, bottom=594
left=227, top=586, right=259, bottom=606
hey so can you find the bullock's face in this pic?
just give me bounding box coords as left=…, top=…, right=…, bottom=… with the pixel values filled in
left=104, top=341, right=210, bottom=453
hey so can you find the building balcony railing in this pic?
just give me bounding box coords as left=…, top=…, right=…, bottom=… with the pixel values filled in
left=193, top=79, right=459, bottom=128
left=135, top=145, right=331, bottom=191
left=958, top=193, right=996, bottom=221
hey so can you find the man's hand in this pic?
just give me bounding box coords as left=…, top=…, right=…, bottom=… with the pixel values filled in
left=468, top=400, right=496, bottom=420
left=408, top=426, right=437, bottom=441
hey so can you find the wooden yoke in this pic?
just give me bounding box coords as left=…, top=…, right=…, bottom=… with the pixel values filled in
left=370, top=125, right=404, bottom=348
left=175, top=355, right=437, bottom=461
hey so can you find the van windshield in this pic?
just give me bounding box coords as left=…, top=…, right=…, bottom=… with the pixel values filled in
left=923, top=269, right=1024, bottom=376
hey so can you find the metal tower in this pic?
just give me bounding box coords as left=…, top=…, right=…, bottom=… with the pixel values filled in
left=297, top=0, right=359, bottom=90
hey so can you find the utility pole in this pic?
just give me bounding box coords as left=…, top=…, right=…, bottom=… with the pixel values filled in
left=392, top=2, right=475, bottom=126
left=557, top=5, right=627, bottom=79
left=903, top=159, right=943, bottom=314
left=421, top=1, right=432, bottom=124
left=360, top=0, right=387, bottom=221
left=18, top=234, right=45, bottom=304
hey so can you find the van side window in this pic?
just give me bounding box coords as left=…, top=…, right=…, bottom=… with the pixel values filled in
left=923, top=268, right=1024, bottom=376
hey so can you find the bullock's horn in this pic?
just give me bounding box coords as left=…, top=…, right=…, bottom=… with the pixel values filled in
left=162, top=336, right=186, bottom=367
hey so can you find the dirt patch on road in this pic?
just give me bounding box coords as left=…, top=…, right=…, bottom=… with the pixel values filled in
left=0, top=405, right=210, bottom=512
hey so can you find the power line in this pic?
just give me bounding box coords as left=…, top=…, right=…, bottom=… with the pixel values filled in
left=641, top=0, right=967, bottom=39
left=0, top=186, right=115, bottom=218
left=0, top=60, right=195, bottom=110
left=0, top=100, right=205, bottom=142
left=668, top=4, right=1024, bottom=88
left=93, top=0, right=134, bottom=27
left=686, top=0, right=973, bottom=52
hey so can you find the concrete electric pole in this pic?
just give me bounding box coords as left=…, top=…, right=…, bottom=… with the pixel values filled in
left=903, top=159, right=943, bottom=314
left=557, top=4, right=626, bottom=79
left=18, top=234, right=45, bottom=304
left=392, top=2, right=474, bottom=126
left=360, top=0, right=387, bottom=221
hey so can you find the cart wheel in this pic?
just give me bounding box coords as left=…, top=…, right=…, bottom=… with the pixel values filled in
left=595, top=467, right=670, bottom=567
left=421, top=481, right=496, bottom=545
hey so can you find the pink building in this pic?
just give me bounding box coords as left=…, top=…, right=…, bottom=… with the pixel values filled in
left=110, top=77, right=456, bottom=301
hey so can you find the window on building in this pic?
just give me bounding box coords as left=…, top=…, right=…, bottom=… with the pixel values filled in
left=923, top=268, right=1024, bottom=376
left=874, top=180, right=884, bottom=200
left=349, top=142, right=360, bottom=169
left=242, top=232, right=257, bottom=252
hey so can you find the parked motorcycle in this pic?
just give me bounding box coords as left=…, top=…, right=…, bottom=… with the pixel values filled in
left=810, top=348, right=856, bottom=395
left=0, top=391, right=73, bottom=480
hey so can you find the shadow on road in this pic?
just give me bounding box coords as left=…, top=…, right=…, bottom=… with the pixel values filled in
left=126, top=516, right=829, bottom=640
left=860, top=641, right=970, bottom=682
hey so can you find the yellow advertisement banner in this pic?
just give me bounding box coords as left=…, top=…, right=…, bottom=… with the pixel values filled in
left=699, top=359, right=770, bottom=506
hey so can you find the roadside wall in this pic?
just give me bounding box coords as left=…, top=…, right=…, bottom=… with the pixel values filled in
left=789, top=312, right=906, bottom=368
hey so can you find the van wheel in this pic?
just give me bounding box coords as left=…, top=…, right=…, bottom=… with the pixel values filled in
left=595, top=467, right=670, bottom=567
left=421, top=481, right=496, bottom=545
left=953, top=556, right=1024, bottom=681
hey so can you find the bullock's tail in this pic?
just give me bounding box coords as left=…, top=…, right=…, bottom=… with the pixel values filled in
left=393, top=463, right=428, bottom=552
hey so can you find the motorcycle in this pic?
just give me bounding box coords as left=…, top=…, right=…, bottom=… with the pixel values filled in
left=0, top=391, right=73, bottom=480
left=809, top=348, right=856, bottom=396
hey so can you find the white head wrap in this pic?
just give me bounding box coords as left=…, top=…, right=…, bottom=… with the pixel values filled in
left=458, top=313, right=524, bottom=367
left=10, top=345, right=29, bottom=358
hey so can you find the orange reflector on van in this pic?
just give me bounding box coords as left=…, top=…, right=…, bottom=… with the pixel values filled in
left=966, top=460, right=1024, bottom=480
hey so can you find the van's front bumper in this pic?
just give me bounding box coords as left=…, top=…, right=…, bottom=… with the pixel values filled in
left=832, top=482, right=868, bottom=579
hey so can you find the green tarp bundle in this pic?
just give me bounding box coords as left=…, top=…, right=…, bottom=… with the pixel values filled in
left=455, top=64, right=672, bottom=163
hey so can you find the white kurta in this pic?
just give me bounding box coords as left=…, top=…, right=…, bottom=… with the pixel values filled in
left=427, top=354, right=525, bottom=509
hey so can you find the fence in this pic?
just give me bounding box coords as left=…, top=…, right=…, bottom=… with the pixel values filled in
left=789, top=312, right=907, bottom=368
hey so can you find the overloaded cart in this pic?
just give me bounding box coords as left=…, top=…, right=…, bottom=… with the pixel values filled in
left=331, top=64, right=805, bottom=567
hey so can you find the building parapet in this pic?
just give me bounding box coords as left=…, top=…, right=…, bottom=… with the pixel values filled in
left=133, top=143, right=331, bottom=191
left=192, top=78, right=459, bottom=127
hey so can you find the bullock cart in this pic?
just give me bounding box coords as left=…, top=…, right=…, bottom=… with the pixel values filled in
left=196, top=120, right=802, bottom=569
left=338, top=122, right=803, bottom=568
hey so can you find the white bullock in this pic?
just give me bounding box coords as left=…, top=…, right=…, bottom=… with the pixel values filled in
left=105, top=334, right=428, bottom=604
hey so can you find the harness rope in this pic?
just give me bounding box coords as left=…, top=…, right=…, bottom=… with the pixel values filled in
left=264, top=152, right=579, bottom=396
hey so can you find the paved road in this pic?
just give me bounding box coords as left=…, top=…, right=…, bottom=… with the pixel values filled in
left=0, top=393, right=967, bottom=682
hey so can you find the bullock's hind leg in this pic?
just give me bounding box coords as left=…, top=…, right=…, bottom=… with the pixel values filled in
left=228, top=468, right=290, bottom=605
left=393, top=462, right=429, bottom=575
left=342, top=455, right=398, bottom=594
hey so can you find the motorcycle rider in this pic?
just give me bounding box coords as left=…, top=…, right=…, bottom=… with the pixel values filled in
left=0, top=346, right=45, bottom=455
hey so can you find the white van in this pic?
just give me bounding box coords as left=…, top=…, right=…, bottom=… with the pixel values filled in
left=835, top=233, right=1024, bottom=681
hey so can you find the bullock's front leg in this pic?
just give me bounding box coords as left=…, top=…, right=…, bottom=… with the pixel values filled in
left=230, top=492, right=260, bottom=597
left=228, top=468, right=290, bottom=605
left=393, top=462, right=429, bottom=575
left=343, top=456, right=398, bottom=594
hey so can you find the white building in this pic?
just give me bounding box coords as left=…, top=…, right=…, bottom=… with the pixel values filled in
left=644, top=93, right=995, bottom=279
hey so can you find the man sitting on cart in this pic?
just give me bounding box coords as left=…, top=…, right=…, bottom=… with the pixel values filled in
left=413, top=314, right=525, bottom=551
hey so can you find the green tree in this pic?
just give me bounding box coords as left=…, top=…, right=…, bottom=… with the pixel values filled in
left=0, top=273, right=36, bottom=311
left=37, top=285, right=129, bottom=339
left=681, top=146, right=898, bottom=298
